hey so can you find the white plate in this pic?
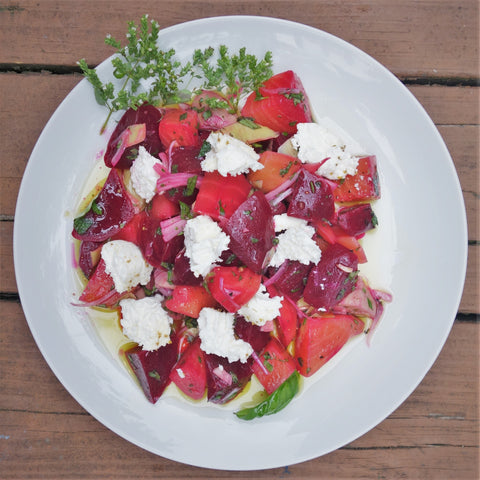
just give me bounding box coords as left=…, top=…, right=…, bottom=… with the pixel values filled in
left=14, top=16, right=467, bottom=470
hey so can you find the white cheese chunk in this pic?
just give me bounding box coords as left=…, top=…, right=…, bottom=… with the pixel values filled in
left=201, top=131, right=263, bottom=176
left=101, top=240, right=153, bottom=293
left=269, top=214, right=322, bottom=267
left=238, top=284, right=283, bottom=327
left=197, top=308, right=253, bottom=363
left=291, top=122, right=360, bottom=180
left=184, top=215, right=230, bottom=277
left=130, top=146, right=161, bottom=202
left=119, top=295, right=173, bottom=351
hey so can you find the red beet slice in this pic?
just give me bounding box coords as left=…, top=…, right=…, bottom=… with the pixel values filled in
left=123, top=337, right=178, bottom=403
left=234, top=316, right=271, bottom=353
left=303, top=243, right=359, bottom=310
left=78, top=240, right=102, bottom=279
left=104, top=104, right=163, bottom=169
left=72, top=168, right=135, bottom=242
left=204, top=353, right=253, bottom=404
left=224, top=191, right=275, bottom=274
left=287, top=169, right=335, bottom=223
left=172, top=248, right=203, bottom=286
left=336, top=203, right=378, bottom=237
left=138, top=213, right=184, bottom=268
left=269, top=260, right=313, bottom=302
left=170, top=145, right=203, bottom=174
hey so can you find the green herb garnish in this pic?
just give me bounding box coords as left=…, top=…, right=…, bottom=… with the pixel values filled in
left=235, top=371, right=300, bottom=420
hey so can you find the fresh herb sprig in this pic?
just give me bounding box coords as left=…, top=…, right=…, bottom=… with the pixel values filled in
left=78, top=15, right=273, bottom=133
left=78, top=15, right=192, bottom=133
left=191, top=45, right=273, bottom=112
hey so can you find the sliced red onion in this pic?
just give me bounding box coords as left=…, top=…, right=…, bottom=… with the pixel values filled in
left=212, top=365, right=233, bottom=386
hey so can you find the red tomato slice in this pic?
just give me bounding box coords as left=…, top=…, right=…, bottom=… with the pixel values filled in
left=79, top=258, right=124, bottom=307
left=241, top=92, right=310, bottom=135
left=333, top=156, right=381, bottom=203
left=164, top=285, right=217, bottom=318
left=252, top=338, right=297, bottom=395
left=192, top=171, right=251, bottom=221
left=206, top=266, right=262, bottom=312
left=295, top=314, right=364, bottom=377
left=266, top=284, right=298, bottom=348
left=110, top=210, right=146, bottom=245
left=169, top=338, right=206, bottom=400
left=149, top=193, right=180, bottom=220
left=247, top=151, right=301, bottom=193
left=158, top=108, right=201, bottom=148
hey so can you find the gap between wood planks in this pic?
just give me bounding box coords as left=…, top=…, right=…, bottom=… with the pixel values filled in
left=0, top=63, right=479, bottom=86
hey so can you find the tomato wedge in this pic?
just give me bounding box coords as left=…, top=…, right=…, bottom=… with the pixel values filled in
left=164, top=285, right=217, bottom=318
left=169, top=338, right=206, bottom=400
left=206, top=266, right=261, bottom=312
left=295, top=314, right=364, bottom=377
left=247, top=151, right=301, bottom=193
left=333, top=155, right=380, bottom=203
left=252, top=337, right=297, bottom=395
left=192, top=171, right=251, bottom=221
left=158, top=108, right=201, bottom=148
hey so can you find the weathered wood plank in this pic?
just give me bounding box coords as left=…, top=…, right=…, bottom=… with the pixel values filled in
left=0, top=0, right=478, bottom=79
left=1, top=300, right=477, bottom=478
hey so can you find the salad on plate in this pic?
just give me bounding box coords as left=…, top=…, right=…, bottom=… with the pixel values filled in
left=72, top=15, right=392, bottom=420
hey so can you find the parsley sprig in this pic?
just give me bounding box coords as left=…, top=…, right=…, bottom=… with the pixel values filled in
left=191, top=45, right=273, bottom=112
left=78, top=15, right=273, bottom=133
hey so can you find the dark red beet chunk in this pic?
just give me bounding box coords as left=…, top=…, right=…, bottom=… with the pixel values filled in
left=270, top=260, right=313, bottom=302
left=287, top=169, right=335, bottom=223
left=78, top=241, right=102, bottom=279
left=224, top=191, right=275, bottom=274
left=303, top=243, right=359, bottom=310
left=234, top=316, right=271, bottom=353
left=170, top=145, right=203, bottom=174
left=123, top=337, right=178, bottom=403
left=204, top=353, right=253, bottom=404
left=172, top=248, right=202, bottom=286
left=72, top=168, right=135, bottom=242
left=336, top=203, right=378, bottom=237
left=138, top=213, right=184, bottom=268
left=104, top=104, right=163, bottom=169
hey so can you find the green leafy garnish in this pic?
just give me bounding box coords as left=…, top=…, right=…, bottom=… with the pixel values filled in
left=73, top=215, right=93, bottom=235
left=78, top=14, right=274, bottom=133
left=235, top=371, right=300, bottom=420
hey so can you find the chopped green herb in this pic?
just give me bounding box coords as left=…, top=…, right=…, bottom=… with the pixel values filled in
left=238, top=116, right=260, bottom=129
left=198, top=140, right=212, bottom=158
left=73, top=216, right=94, bottom=235
left=184, top=175, right=198, bottom=196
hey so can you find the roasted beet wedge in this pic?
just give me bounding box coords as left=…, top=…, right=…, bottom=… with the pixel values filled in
left=170, top=145, right=203, bottom=174
left=287, top=169, right=335, bottom=223
left=72, top=168, right=135, bottom=242
left=138, top=213, right=184, bottom=268
left=172, top=248, right=203, bottom=286
left=224, top=191, right=275, bottom=274
left=123, top=337, right=178, bottom=403
left=78, top=240, right=102, bottom=279
left=204, top=353, right=253, bottom=404
left=303, top=243, right=359, bottom=310
left=104, top=104, right=163, bottom=169
left=234, top=316, right=271, bottom=353
left=336, top=203, right=378, bottom=237
left=269, top=260, right=313, bottom=302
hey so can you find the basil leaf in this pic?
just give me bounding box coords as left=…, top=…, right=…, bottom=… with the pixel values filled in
left=234, top=371, right=300, bottom=420
left=73, top=215, right=94, bottom=235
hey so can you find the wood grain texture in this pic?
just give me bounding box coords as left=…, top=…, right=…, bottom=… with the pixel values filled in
left=0, top=0, right=478, bottom=79
left=0, top=300, right=477, bottom=479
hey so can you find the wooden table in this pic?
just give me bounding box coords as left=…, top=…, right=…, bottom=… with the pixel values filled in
left=1, top=1, right=478, bottom=478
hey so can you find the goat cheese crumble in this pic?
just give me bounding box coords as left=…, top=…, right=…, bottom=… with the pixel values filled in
left=269, top=214, right=322, bottom=267
left=201, top=131, right=263, bottom=176
left=101, top=240, right=153, bottom=293
left=184, top=215, right=230, bottom=277
left=197, top=307, right=253, bottom=363
left=130, top=146, right=161, bottom=202
left=119, top=295, right=173, bottom=351
left=291, top=122, right=360, bottom=180
left=238, top=284, right=283, bottom=327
